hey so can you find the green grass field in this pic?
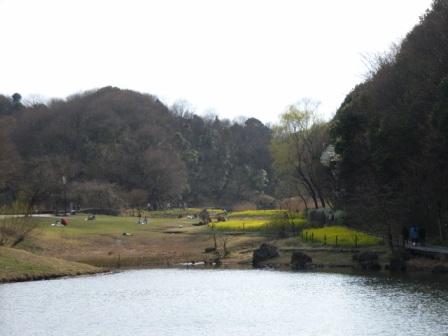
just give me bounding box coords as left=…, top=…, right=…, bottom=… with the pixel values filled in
left=0, top=210, right=389, bottom=281
left=29, top=210, right=297, bottom=237
left=32, top=214, right=170, bottom=236
left=131, top=208, right=224, bottom=218
left=302, top=226, right=382, bottom=247
left=11, top=213, right=220, bottom=268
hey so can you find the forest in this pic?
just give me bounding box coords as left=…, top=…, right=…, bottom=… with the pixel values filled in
left=330, top=0, right=448, bottom=243
left=0, top=87, right=274, bottom=211
left=1, top=0, right=448, bottom=244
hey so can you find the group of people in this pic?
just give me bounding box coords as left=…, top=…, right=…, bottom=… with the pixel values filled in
left=137, top=213, right=148, bottom=225
left=51, top=217, right=69, bottom=227
left=402, top=225, right=426, bottom=246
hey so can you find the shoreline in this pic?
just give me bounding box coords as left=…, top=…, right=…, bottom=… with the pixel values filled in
left=2, top=212, right=448, bottom=284
left=2, top=253, right=448, bottom=284
left=0, top=246, right=106, bottom=284
left=0, top=269, right=108, bottom=284
left=3, top=241, right=448, bottom=284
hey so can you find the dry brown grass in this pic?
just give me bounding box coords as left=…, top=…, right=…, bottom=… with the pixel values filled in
left=278, top=197, right=309, bottom=211
left=18, top=215, right=268, bottom=269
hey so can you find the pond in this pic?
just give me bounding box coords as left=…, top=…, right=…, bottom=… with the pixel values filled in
left=1, top=269, right=447, bottom=336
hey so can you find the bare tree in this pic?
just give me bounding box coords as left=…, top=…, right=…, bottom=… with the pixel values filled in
left=0, top=203, right=37, bottom=247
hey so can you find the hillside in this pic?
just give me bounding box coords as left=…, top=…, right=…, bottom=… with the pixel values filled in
left=330, top=0, right=448, bottom=244
left=0, top=87, right=274, bottom=210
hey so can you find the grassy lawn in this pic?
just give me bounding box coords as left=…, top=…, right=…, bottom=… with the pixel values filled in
left=19, top=214, right=200, bottom=259
left=0, top=210, right=391, bottom=280
left=7, top=213, right=265, bottom=269
left=0, top=246, right=101, bottom=282
left=302, top=226, right=382, bottom=247
left=126, top=208, right=224, bottom=218
left=31, top=214, right=191, bottom=236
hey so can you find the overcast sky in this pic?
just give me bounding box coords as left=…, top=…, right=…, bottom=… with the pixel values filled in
left=0, top=0, right=433, bottom=123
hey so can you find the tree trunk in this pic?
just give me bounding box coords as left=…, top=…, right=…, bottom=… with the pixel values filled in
left=308, top=172, right=326, bottom=208
left=213, top=229, right=217, bottom=250
left=297, top=168, right=319, bottom=208
left=316, top=186, right=326, bottom=208
left=386, top=219, right=394, bottom=251
left=297, top=189, right=308, bottom=211
left=437, top=203, right=445, bottom=241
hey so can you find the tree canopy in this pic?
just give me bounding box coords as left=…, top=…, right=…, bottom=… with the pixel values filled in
left=330, top=0, right=448, bottom=241
left=0, top=87, right=274, bottom=210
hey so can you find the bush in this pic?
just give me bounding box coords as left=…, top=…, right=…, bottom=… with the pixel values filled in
left=265, top=212, right=307, bottom=237
left=232, top=202, right=257, bottom=211
left=278, top=197, right=308, bottom=212
left=253, top=193, right=277, bottom=209
left=0, top=203, right=37, bottom=247
left=71, top=181, right=125, bottom=209
left=78, top=208, right=121, bottom=216
left=123, top=189, right=148, bottom=208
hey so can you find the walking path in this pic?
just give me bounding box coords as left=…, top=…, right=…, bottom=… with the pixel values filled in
left=405, top=243, right=448, bottom=258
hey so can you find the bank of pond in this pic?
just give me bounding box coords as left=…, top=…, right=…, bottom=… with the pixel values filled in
left=1, top=209, right=448, bottom=283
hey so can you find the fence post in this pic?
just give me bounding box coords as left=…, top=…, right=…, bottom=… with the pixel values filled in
left=335, top=235, right=338, bottom=247
left=324, top=234, right=327, bottom=246
left=311, top=232, right=314, bottom=242
left=305, top=232, right=308, bottom=241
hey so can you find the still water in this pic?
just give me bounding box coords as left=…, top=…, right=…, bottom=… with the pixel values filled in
left=1, top=269, right=447, bottom=336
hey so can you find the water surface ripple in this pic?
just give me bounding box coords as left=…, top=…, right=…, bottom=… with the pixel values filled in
left=1, top=269, right=447, bottom=336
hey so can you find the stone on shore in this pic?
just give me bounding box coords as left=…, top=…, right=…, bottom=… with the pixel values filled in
left=353, top=251, right=381, bottom=271
left=252, top=243, right=279, bottom=268
left=290, top=251, right=312, bottom=270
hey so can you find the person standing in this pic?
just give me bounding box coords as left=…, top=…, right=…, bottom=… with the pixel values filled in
left=409, top=226, right=418, bottom=246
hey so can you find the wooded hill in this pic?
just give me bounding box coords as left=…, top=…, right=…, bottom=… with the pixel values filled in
left=0, top=87, right=274, bottom=210
left=1, top=0, right=448, bottom=245
left=330, top=0, right=448, bottom=242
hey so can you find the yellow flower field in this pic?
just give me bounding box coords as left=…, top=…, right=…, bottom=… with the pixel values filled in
left=302, top=226, right=381, bottom=246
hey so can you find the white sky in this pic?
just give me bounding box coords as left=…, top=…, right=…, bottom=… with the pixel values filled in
left=0, top=0, right=433, bottom=123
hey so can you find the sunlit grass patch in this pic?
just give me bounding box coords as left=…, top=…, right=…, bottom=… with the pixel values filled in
left=278, top=216, right=307, bottom=226
left=148, top=208, right=223, bottom=217
left=228, top=209, right=286, bottom=218
left=302, top=226, right=381, bottom=247
left=211, top=214, right=307, bottom=232
left=211, top=219, right=269, bottom=231
left=31, top=215, right=182, bottom=239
